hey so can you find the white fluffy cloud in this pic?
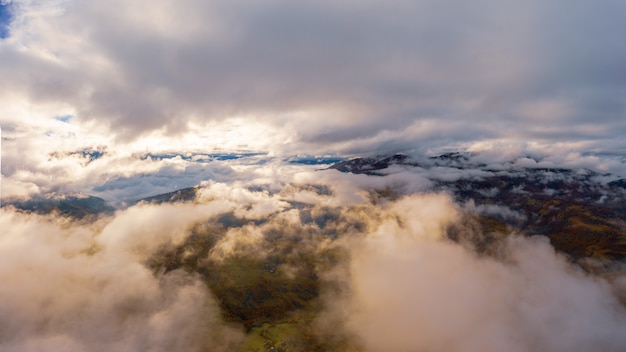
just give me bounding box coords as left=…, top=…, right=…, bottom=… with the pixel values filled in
left=2, top=169, right=626, bottom=350
left=0, top=207, right=244, bottom=352
left=318, top=194, right=626, bottom=352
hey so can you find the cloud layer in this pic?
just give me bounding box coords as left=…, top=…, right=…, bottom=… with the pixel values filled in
left=1, top=0, right=625, bottom=156
left=2, top=170, right=626, bottom=350
left=3, top=0, right=626, bottom=200
left=2, top=2, right=626, bottom=349
left=319, top=195, right=626, bottom=351
left=0, top=204, right=245, bottom=351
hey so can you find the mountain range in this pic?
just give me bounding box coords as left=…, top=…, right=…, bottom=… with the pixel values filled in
left=331, top=153, right=626, bottom=261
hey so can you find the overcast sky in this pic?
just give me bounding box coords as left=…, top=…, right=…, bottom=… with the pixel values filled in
left=1, top=0, right=626, bottom=196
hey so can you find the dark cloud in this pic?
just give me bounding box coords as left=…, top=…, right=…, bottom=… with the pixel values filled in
left=1, top=0, right=625, bottom=153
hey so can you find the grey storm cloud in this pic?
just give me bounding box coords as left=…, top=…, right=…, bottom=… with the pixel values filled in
left=1, top=0, right=625, bottom=151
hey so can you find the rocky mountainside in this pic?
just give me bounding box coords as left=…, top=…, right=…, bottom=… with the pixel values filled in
left=328, top=153, right=412, bottom=174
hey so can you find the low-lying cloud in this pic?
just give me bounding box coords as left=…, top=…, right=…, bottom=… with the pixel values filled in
left=2, top=174, right=625, bottom=351
left=0, top=206, right=244, bottom=352
left=318, top=194, right=626, bottom=351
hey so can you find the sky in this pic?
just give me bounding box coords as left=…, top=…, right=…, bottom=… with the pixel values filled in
left=2, top=2, right=626, bottom=350
left=0, top=2, right=12, bottom=38
left=1, top=0, right=626, bottom=197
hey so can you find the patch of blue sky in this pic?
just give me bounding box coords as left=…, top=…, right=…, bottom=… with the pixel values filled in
left=0, top=1, right=14, bottom=39
left=141, top=151, right=267, bottom=163
left=55, top=115, right=73, bottom=123
left=79, top=147, right=105, bottom=162
left=287, top=155, right=346, bottom=165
